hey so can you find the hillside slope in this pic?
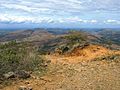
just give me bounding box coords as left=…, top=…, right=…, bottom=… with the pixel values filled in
left=2, top=45, right=120, bottom=90
left=45, top=44, right=120, bottom=63
left=0, top=30, right=120, bottom=90
left=0, top=30, right=54, bottom=42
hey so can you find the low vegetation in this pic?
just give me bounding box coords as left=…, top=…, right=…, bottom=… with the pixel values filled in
left=0, top=29, right=120, bottom=90
left=93, top=53, right=120, bottom=62
left=38, top=31, right=89, bottom=55
left=0, top=41, right=47, bottom=85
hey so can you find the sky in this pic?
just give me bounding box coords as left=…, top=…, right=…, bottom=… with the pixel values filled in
left=0, top=0, right=120, bottom=29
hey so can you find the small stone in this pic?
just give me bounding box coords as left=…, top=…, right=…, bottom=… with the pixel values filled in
left=25, top=81, right=30, bottom=85
left=19, top=86, right=27, bottom=90
left=15, top=70, right=30, bottom=79
left=40, top=76, right=52, bottom=82
left=28, top=87, right=33, bottom=90
left=46, top=60, right=51, bottom=63
left=3, top=72, right=15, bottom=79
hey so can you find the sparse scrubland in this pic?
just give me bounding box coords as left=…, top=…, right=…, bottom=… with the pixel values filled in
left=0, top=29, right=120, bottom=90
left=0, top=41, right=47, bottom=88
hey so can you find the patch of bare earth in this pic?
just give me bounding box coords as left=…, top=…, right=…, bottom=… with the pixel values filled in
left=1, top=45, right=120, bottom=90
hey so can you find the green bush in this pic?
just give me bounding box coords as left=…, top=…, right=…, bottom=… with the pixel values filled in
left=64, top=31, right=87, bottom=43
left=38, top=31, right=88, bottom=55
left=93, top=54, right=120, bottom=62
left=0, top=41, right=46, bottom=81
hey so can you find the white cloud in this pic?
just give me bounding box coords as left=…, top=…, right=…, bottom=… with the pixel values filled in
left=90, top=20, right=98, bottom=23
left=65, top=17, right=98, bottom=23
left=1, top=3, right=51, bottom=13
left=0, top=14, right=99, bottom=24
left=0, top=14, right=9, bottom=22
left=0, top=0, right=119, bottom=25
left=105, top=19, right=120, bottom=24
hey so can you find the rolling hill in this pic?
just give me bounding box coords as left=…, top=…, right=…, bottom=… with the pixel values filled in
left=0, top=29, right=120, bottom=90
left=0, top=29, right=55, bottom=42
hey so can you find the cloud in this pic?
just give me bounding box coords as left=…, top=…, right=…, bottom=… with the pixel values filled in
left=0, top=14, right=54, bottom=23
left=0, top=14, right=99, bottom=24
left=0, top=0, right=119, bottom=26
left=90, top=20, right=98, bottom=23
left=1, top=3, right=51, bottom=14
left=105, top=19, right=120, bottom=24
left=1, top=0, right=119, bottom=14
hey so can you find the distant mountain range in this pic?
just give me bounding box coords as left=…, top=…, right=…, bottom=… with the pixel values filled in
left=0, top=28, right=120, bottom=49
left=0, top=29, right=54, bottom=42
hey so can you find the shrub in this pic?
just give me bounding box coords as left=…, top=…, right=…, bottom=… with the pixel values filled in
left=38, top=31, right=88, bottom=55
left=64, top=31, right=87, bottom=43
left=0, top=41, right=47, bottom=82
left=93, top=54, right=120, bottom=62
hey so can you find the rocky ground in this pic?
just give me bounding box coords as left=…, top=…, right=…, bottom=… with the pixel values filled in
left=2, top=58, right=120, bottom=90
left=1, top=45, right=120, bottom=90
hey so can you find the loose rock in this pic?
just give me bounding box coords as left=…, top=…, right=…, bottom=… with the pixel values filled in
left=3, top=72, right=15, bottom=79
left=15, top=70, right=30, bottom=79
left=19, top=86, right=27, bottom=90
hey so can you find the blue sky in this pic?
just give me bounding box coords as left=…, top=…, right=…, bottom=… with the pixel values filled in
left=0, top=0, right=120, bottom=29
